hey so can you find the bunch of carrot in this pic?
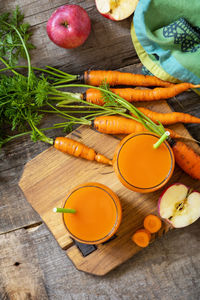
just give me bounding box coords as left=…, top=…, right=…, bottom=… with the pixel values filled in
left=53, top=70, right=200, bottom=181
left=82, top=70, right=200, bottom=104
left=2, top=62, right=200, bottom=179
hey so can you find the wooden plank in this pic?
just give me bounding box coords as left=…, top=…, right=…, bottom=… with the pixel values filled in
left=19, top=100, right=200, bottom=275
left=0, top=166, right=42, bottom=235
left=0, top=0, right=138, bottom=73
left=0, top=219, right=199, bottom=299
left=0, top=225, right=48, bottom=299
left=0, top=115, right=65, bottom=235
left=29, top=15, right=137, bottom=74
left=0, top=115, right=65, bottom=173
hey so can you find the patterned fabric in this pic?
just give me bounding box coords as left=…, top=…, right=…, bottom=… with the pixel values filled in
left=163, top=18, right=200, bottom=53
left=133, top=0, right=200, bottom=85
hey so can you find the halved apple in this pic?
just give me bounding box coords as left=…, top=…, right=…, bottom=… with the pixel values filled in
left=95, top=0, right=139, bottom=21
left=158, top=183, right=200, bottom=228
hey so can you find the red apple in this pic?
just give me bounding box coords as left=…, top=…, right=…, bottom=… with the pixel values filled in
left=158, top=183, right=200, bottom=228
left=95, top=0, right=138, bottom=21
left=46, top=5, right=91, bottom=49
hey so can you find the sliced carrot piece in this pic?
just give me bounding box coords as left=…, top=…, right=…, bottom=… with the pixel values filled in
left=131, top=229, right=151, bottom=248
left=143, top=214, right=162, bottom=233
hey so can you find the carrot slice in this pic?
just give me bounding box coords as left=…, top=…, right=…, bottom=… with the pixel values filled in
left=143, top=214, right=162, bottom=233
left=131, top=229, right=151, bottom=248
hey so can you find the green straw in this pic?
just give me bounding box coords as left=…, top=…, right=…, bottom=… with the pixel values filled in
left=153, top=131, right=170, bottom=149
left=53, top=207, right=76, bottom=213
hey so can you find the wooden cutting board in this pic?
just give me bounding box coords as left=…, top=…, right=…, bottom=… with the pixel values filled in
left=19, top=100, right=200, bottom=276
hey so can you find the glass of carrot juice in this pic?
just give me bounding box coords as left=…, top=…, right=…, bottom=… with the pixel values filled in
left=63, top=182, right=122, bottom=244
left=113, top=132, right=175, bottom=193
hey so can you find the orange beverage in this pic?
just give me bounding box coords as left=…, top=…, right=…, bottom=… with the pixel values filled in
left=63, top=182, right=122, bottom=244
left=113, top=132, right=175, bottom=193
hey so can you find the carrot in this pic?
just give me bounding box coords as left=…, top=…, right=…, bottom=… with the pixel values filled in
left=93, top=115, right=144, bottom=134
left=54, top=137, right=112, bottom=165
left=84, top=70, right=173, bottom=87
left=170, top=139, right=200, bottom=180
left=92, top=115, right=183, bottom=139
left=95, top=153, right=113, bottom=165
left=132, top=229, right=151, bottom=248
left=143, top=215, right=162, bottom=233
left=137, top=107, right=200, bottom=125
left=85, top=83, right=200, bottom=104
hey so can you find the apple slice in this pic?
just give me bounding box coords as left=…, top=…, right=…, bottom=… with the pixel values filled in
left=95, top=0, right=139, bottom=21
left=158, top=183, right=200, bottom=228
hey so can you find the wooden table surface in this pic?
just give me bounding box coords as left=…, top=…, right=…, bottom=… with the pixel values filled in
left=1, top=0, right=200, bottom=299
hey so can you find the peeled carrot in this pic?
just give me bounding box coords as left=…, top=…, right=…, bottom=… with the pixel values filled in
left=138, top=107, right=200, bottom=125
left=132, top=229, right=151, bottom=248
left=85, top=83, right=200, bottom=104
left=54, top=137, right=112, bottom=165
left=92, top=115, right=183, bottom=139
left=170, top=139, right=200, bottom=180
left=143, top=215, right=162, bottom=233
left=84, top=70, right=172, bottom=87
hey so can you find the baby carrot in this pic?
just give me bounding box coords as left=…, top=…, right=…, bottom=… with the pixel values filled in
left=85, top=83, right=200, bottom=104
left=132, top=229, right=151, bottom=248
left=84, top=70, right=173, bottom=87
left=54, top=137, right=112, bottom=165
left=170, top=139, right=200, bottom=180
left=137, top=107, right=200, bottom=125
left=143, top=215, right=162, bottom=233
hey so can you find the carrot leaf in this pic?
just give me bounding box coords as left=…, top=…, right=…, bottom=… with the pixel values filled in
left=0, top=6, right=35, bottom=68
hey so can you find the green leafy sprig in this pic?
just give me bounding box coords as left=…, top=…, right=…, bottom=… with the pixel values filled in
left=0, top=6, right=35, bottom=67
left=53, top=83, right=166, bottom=137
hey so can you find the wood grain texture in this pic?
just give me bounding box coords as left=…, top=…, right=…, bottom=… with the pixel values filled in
left=0, top=0, right=138, bottom=73
left=0, top=166, right=41, bottom=235
left=19, top=101, right=200, bottom=275
left=0, top=222, right=199, bottom=300
left=0, top=226, right=48, bottom=300
left=0, top=115, right=65, bottom=235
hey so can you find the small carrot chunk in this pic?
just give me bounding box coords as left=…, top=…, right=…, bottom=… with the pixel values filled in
left=143, top=214, right=162, bottom=233
left=131, top=229, right=151, bottom=248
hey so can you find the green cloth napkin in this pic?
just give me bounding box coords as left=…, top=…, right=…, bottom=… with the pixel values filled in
left=132, top=0, right=200, bottom=87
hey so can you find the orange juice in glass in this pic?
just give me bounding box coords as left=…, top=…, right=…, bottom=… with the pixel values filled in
left=113, top=132, right=175, bottom=193
left=63, top=182, right=122, bottom=244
